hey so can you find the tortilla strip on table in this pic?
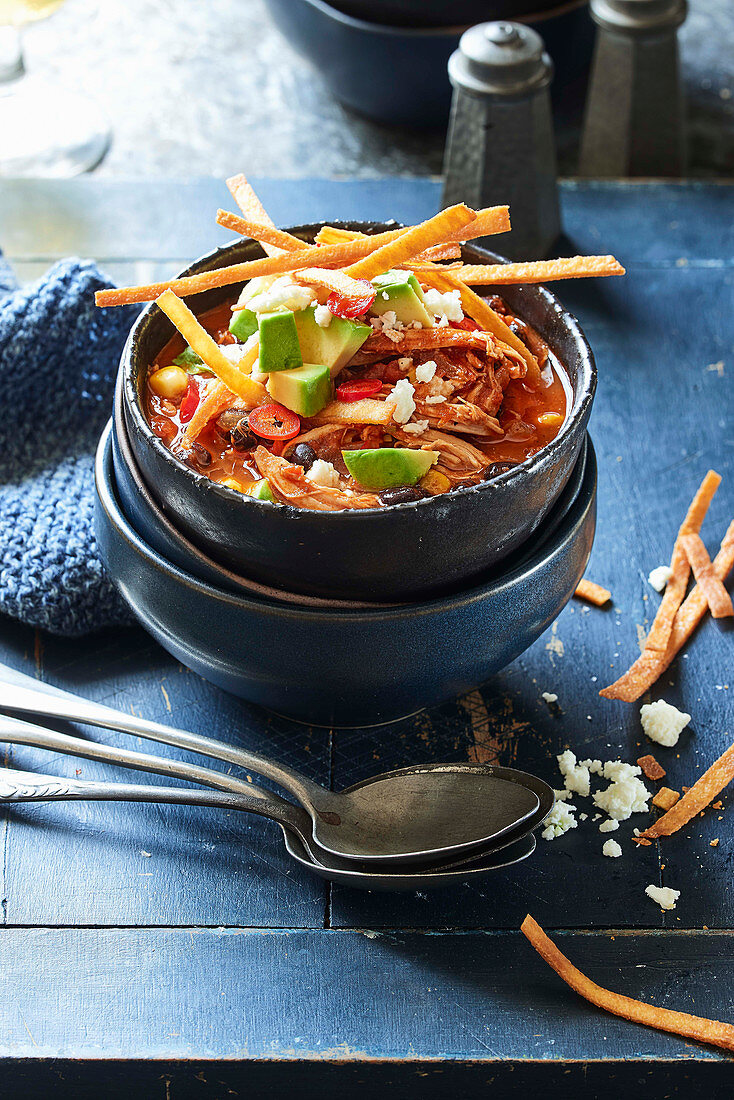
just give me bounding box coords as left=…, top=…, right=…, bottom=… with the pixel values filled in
left=521, top=914, right=734, bottom=1053
left=574, top=579, right=612, bottom=606
left=634, top=742, right=734, bottom=843
left=680, top=533, right=734, bottom=618
left=600, top=470, right=722, bottom=701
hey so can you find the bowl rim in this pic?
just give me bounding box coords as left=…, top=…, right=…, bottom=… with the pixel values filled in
left=96, top=420, right=597, bottom=624
left=122, top=221, right=597, bottom=521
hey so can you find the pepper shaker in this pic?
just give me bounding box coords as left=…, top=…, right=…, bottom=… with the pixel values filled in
left=579, top=0, right=688, bottom=177
left=442, top=21, right=561, bottom=261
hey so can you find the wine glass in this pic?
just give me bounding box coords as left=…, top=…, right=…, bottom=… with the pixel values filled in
left=0, top=0, right=111, bottom=176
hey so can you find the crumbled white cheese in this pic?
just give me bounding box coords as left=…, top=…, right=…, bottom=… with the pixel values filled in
left=553, top=788, right=573, bottom=802
left=402, top=419, right=429, bottom=435
left=581, top=759, right=604, bottom=775
left=370, top=311, right=405, bottom=343
left=391, top=378, right=416, bottom=424
left=579, top=813, right=588, bottom=821
left=648, top=565, right=673, bottom=592
left=218, top=342, right=247, bottom=364
left=306, top=460, right=341, bottom=489
left=542, top=799, right=577, bottom=841
left=602, top=839, right=623, bottom=858
left=592, top=761, right=650, bottom=821
left=247, top=275, right=314, bottom=315
left=640, top=699, right=691, bottom=747
left=424, top=288, right=464, bottom=323
left=557, top=750, right=591, bottom=798
left=414, top=360, right=437, bottom=383
left=599, top=818, right=620, bottom=833
left=542, top=691, right=558, bottom=704
left=314, top=304, right=333, bottom=328
left=425, top=394, right=447, bottom=405
left=645, top=884, right=680, bottom=911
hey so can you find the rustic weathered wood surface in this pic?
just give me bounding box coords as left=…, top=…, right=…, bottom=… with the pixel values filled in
left=0, top=179, right=732, bottom=1096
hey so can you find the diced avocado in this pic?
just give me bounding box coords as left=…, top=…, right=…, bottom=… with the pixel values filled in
left=258, top=311, right=303, bottom=373
left=247, top=479, right=275, bottom=502
left=294, top=307, right=371, bottom=378
left=229, top=307, right=258, bottom=341
left=267, top=363, right=332, bottom=417
left=371, top=270, right=434, bottom=328
left=342, top=447, right=439, bottom=490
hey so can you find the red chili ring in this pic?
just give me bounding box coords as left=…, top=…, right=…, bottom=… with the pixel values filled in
left=336, top=379, right=383, bottom=402
left=247, top=402, right=301, bottom=441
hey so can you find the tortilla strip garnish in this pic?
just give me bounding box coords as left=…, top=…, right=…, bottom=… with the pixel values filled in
left=574, top=579, right=612, bottom=606
left=314, top=206, right=511, bottom=249
left=310, top=397, right=395, bottom=426
left=291, top=266, right=373, bottom=300
left=634, top=742, right=734, bottom=843
left=184, top=379, right=234, bottom=441
left=216, top=210, right=306, bottom=253
left=419, top=269, right=542, bottom=389
left=451, top=256, right=625, bottom=285
left=680, top=533, right=734, bottom=619
left=600, top=471, right=722, bottom=702
left=352, top=327, right=501, bottom=363
left=225, top=174, right=306, bottom=255
left=156, top=290, right=267, bottom=406
left=95, top=233, right=418, bottom=307
left=345, top=204, right=477, bottom=282
left=520, top=914, right=734, bottom=1053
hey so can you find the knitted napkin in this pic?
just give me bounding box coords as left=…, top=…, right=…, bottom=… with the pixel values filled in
left=0, top=254, right=137, bottom=636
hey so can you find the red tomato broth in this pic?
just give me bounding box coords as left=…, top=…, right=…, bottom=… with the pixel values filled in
left=144, top=297, right=569, bottom=503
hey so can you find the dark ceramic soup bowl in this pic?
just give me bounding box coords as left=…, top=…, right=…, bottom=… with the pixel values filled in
left=96, top=423, right=597, bottom=727
left=121, top=223, right=596, bottom=602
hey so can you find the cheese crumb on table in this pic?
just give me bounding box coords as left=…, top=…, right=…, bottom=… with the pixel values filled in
left=599, top=818, right=620, bottom=833
left=391, top=378, right=416, bottom=423
left=592, top=761, right=650, bottom=820
left=645, top=884, right=680, bottom=911
left=602, top=839, right=623, bottom=858
left=648, top=565, right=673, bottom=592
left=557, top=750, right=591, bottom=798
left=640, top=699, right=691, bottom=747
left=306, top=459, right=341, bottom=488
left=542, top=691, right=558, bottom=704
left=541, top=800, right=577, bottom=841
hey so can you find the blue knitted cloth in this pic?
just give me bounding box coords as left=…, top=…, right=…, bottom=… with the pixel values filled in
left=0, top=254, right=137, bottom=636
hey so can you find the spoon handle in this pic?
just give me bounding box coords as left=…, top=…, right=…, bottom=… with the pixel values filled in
left=0, top=712, right=311, bottom=839
left=0, top=663, right=324, bottom=807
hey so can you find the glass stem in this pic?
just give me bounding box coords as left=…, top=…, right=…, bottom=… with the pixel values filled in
left=0, top=27, right=24, bottom=85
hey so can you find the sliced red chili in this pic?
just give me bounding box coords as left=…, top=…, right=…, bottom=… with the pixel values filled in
left=248, top=402, right=301, bottom=441
left=327, top=279, right=376, bottom=319
left=336, top=379, right=383, bottom=402
left=452, top=317, right=480, bottom=331
left=179, top=378, right=200, bottom=423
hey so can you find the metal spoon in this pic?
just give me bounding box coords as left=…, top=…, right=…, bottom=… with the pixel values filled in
left=0, top=766, right=537, bottom=890
left=0, top=664, right=546, bottom=864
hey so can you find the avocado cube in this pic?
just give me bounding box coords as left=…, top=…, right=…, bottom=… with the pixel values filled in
left=267, top=363, right=332, bottom=417
left=371, top=270, right=434, bottom=328
left=247, top=479, right=275, bottom=502
left=258, top=311, right=303, bottom=373
left=294, top=307, right=371, bottom=378
left=342, top=447, right=439, bottom=490
left=229, top=307, right=258, bottom=342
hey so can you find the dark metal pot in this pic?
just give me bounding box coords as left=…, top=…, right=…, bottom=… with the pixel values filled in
left=120, top=223, right=596, bottom=602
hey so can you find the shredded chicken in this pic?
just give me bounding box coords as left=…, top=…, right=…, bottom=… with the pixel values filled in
left=352, top=327, right=502, bottom=365
left=388, top=427, right=488, bottom=474
left=254, top=447, right=378, bottom=510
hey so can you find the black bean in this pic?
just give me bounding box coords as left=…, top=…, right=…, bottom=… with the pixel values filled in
left=290, top=443, right=317, bottom=471
left=230, top=417, right=258, bottom=452
left=483, top=463, right=515, bottom=481
left=379, top=485, right=428, bottom=506
left=215, top=406, right=248, bottom=434
left=172, top=439, right=211, bottom=469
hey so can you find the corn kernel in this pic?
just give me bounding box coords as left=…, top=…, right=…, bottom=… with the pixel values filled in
left=149, top=365, right=189, bottom=400
left=420, top=469, right=451, bottom=494
left=220, top=477, right=245, bottom=493
left=538, top=412, right=563, bottom=427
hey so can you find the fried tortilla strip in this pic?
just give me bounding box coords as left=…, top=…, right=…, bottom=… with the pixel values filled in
left=310, top=397, right=396, bottom=426
left=661, top=520, right=734, bottom=670
left=680, top=533, right=734, bottom=619
left=225, top=174, right=306, bottom=255
left=155, top=291, right=267, bottom=407
left=637, top=754, right=666, bottom=781
left=600, top=471, right=722, bottom=701
left=345, top=204, right=476, bottom=281
left=635, top=743, right=734, bottom=843
left=453, top=255, right=625, bottom=284
left=352, top=327, right=500, bottom=363
left=291, top=266, right=372, bottom=300
left=314, top=206, right=511, bottom=249
left=419, top=269, right=542, bottom=389
left=184, top=379, right=234, bottom=441
left=574, top=579, right=612, bottom=606
left=521, top=914, right=734, bottom=1053
left=216, top=209, right=306, bottom=254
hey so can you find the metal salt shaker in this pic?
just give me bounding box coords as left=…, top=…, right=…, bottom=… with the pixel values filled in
left=579, top=0, right=688, bottom=177
left=442, top=22, right=561, bottom=261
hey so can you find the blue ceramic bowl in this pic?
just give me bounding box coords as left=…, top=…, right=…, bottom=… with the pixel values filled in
left=264, top=0, right=593, bottom=126
left=95, top=422, right=597, bottom=726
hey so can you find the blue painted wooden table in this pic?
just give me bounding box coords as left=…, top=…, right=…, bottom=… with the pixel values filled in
left=0, top=179, right=732, bottom=1098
